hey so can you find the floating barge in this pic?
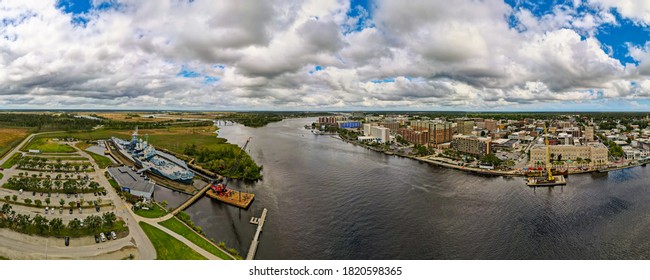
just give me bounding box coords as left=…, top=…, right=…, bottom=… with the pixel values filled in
left=527, top=175, right=566, bottom=187
left=205, top=188, right=254, bottom=209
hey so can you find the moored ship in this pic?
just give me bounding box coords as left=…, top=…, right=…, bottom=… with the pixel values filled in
left=111, top=128, right=194, bottom=184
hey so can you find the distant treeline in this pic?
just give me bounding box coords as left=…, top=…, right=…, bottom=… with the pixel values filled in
left=0, top=113, right=100, bottom=131
left=217, top=112, right=331, bottom=128
left=0, top=113, right=213, bottom=132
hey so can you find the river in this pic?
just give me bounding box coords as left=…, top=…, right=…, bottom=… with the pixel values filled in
left=154, top=117, right=650, bottom=259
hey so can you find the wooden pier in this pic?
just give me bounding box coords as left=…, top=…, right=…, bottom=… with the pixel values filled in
left=172, top=184, right=211, bottom=215
left=246, top=208, right=267, bottom=260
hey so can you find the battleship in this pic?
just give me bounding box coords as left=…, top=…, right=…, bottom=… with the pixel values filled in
left=111, top=128, right=194, bottom=184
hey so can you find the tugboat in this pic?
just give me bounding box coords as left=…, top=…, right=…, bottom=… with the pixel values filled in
left=527, top=125, right=566, bottom=187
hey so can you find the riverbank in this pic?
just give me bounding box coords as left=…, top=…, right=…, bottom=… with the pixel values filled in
left=334, top=134, right=648, bottom=178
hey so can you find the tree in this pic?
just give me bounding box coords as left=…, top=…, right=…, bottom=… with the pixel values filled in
left=49, top=218, right=64, bottom=233
left=24, top=199, right=32, bottom=205
left=84, top=215, right=102, bottom=231
left=12, top=195, right=17, bottom=202
left=45, top=197, right=50, bottom=206
left=68, top=218, right=81, bottom=230
left=4, top=195, right=10, bottom=202
left=1, top=203, right=11, bottom=214
left=102, top=212, right=117, bottom=227
left=160, top=200, right=168, bottom=209
left=59, top=199, right=65, bottom=206
left=32, top=214, right=49, bottom=233
left=68, top=201, right=76, bottom=208
left=34, top=200, right=42, bottom=207
left=480, top=153, right=503, bottom=167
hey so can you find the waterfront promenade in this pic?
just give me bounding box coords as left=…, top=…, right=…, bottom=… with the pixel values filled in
left=334, top=134, right=646, bottom=178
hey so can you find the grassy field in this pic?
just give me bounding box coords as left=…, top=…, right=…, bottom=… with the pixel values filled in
left=134, top=203, right=168, bottom=219
left=33, top=126, right=219, bottom=153
left=32, top=126, right=261, bottom=179
left=138, top=222, right=207, bottom=260
left=1, top=153, right=22, bottom=169
left=0, top=127, right=31, bottom=159
left=22, top=138, right=76, bottom=153
left=84, top=150, right=113, bottom=169
left=159, top=217, right=233, bottom=260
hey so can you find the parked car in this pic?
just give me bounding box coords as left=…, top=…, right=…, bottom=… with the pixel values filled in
left=69, top=208, right=73, bottom=214
left=110, top=231, right=117, bottom=240
left=32, top=191, right=36, bottom=196
left=44, top=207, right=48, bottom=214
left=93, top=192, right=97, bottom=196
left=105, top=232, right=112, bottom=240
left=78, top=208, right=82, bottom=214
left=94, top=234, right=100, bottom=243
left=95, top=206, right=100, bottom=212
left=100, top=232, right=106, bottom=242
left=59, top=207, right=63, bottom=214
left=64, top=236, right=70, bottom=246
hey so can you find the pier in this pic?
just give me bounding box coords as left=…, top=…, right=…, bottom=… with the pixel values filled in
left=172, top=184, right=211, bottom=215
left=246, top=208, right=268, bottom=260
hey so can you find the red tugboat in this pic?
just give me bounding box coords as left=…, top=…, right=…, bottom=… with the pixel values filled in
left=205, top=137, right=255, bottom=208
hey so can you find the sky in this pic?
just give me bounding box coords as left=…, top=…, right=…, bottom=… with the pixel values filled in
left=1, top=0, right=650, bottom=111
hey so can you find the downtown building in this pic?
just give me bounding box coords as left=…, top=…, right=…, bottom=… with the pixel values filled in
left=529, top=142, right=608, bottom=166
left=451, top=135, right=492, bottom=156
left=362, top=123, right=391, bottom=143
left=410, top=120, right=455, bottom=147
left=455, top=119, right=475, bottom=135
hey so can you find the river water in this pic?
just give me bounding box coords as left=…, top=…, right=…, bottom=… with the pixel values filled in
left=154, top=117, right=650, bottom=259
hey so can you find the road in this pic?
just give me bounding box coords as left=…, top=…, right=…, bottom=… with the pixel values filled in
left=0, top=132, right=156, bottom=259
left=0, top=132, right=231, bottom=260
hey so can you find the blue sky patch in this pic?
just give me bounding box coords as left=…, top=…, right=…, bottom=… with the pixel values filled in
left=57, top=0, right=92, bottom=15
left=177, top=66, right=201, bottom=78
left=371, top=78, right=395, bottom=83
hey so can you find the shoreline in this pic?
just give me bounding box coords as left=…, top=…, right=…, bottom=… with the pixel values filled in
left=332, top=134, right=648, bottom=178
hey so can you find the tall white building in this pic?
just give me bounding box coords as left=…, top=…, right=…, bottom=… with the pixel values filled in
left=371, top=126, right=390, bottom=143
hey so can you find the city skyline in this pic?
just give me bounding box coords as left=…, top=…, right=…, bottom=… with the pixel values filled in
left=1, top=0, right=650, bottom=111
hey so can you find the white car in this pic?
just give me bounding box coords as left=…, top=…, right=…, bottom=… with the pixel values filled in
left=110, top=231, right=117, bottom=240
left=44, top=207, right=48, bottom=214
left=99, top=232, right=106, bottom=242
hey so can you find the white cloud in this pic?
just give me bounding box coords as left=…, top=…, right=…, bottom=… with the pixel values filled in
left=0, top=0, right=648, bottom=110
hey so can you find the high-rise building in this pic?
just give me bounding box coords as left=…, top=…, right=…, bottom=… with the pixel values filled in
left=584, top=126, right=594, bottom=142
left=370, top=126, right=390, bottom=143
left=455, top=119, right=474, bottom=135
left=484, top=119, right=498, bottom=131
left=451, top=135, right=491, bottom=156
left=410, top=120, right=454, bottom=147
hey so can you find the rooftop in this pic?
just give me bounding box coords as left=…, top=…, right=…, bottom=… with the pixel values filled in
left=108, top=166, right=155, bottom=194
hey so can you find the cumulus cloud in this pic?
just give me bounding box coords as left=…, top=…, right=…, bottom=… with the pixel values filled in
left=0, top=0, right=648, bottom=110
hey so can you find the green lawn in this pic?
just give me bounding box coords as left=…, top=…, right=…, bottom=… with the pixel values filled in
left=134, top=203, right=168, bottom=219
left=22, top=138, right=76, bottom=153
left=2, top=153, right=22, bottom=169
left=159, top=217, right=233, bottom=260
left=84, top=150, right=113, bottom=169
left=0, top=256, right=9, bottom=260
left=138, top=222, right=207, bottom=260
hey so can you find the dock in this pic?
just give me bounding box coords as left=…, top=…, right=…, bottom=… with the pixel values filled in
left=205, top=188, right=255, bottom=209
left=246, top=208, right=267, bottom=260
